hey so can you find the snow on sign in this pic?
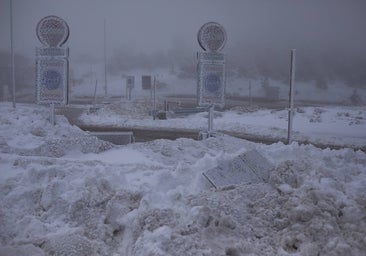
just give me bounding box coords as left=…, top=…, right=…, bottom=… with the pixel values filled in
left=198, top=22, right=227, bottom=52
left=36, top=15, right=69, bottom=48
left=36, top=15, right=69, bottom=105
left=197, top=52, right=225, bottom=107
left=203, top=149, right=274, bottom=189
left=36, top=47, right=69, bottom=58
left=36, top=58, right=68, bottom=104
left=197, top=22, right=226, bottom=107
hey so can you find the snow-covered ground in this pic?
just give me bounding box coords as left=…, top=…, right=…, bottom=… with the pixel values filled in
left=80, top=100, right=366, bottom=149
left=1, top=102, right=366, bottom=255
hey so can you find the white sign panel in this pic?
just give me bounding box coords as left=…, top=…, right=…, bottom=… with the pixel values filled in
left=197, top=52, right=225, bottom=107
left=36, top=58, right=68, bottom=104
left=36, top=15, right=69, bottom=106
left=36, top=47, right=69, bottom=58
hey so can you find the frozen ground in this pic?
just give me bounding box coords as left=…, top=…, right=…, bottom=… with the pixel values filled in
left=81, top=100, right=366, bottom=149
left=0, top=102, right=366, bottom=256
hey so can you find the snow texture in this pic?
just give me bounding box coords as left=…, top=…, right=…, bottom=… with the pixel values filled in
left=0, top=103, right=365, bottom=255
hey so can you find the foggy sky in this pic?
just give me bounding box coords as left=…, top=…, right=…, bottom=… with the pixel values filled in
left=1, top=0, right=366, bottom=73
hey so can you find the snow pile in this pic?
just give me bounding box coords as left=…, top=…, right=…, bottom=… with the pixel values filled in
left=0, top=103, right=113, bottom=157
left=0, top=103, right=366, bottom=255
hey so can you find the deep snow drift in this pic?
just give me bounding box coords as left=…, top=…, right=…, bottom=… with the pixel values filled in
left=0, top=103, right=365, bottom=256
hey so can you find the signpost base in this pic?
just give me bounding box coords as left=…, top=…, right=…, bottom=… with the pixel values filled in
left=198, top=105, right=215, bottom=140
left=208, top=105, right=214, bottom=133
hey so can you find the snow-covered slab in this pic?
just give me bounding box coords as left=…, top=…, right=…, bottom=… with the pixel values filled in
left=89, top=131, right=134, bottom=145
left=203, top=149, right=273, bottom=188
left=239, top=149, right=273, bottom=182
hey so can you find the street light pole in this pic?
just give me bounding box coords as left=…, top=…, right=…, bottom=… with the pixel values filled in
left=287, top=49, right=296, bottom=144
left=10, top=0, right=16, bottom=108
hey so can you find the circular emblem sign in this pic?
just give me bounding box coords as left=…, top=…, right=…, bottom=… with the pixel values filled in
left=205, top=74, right=221, bottom=93
left=36, top=16, right=69, bottom=47
left=41, top=70, right=62, bottom=90
left=198, top=22, right=226, bottom=52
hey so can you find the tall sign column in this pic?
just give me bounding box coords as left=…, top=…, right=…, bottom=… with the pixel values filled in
left=197, top=22, right=227, bottom=138
left=36, top=16, right=69, bottom=124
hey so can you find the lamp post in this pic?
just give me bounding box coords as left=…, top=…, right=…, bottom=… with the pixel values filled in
left=103, top=19, right=107, bottom=98
left=10, top=0, right=16, bottom=108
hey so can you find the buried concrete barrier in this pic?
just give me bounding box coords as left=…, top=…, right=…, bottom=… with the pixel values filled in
left=89, top=131, right=134, bottom=145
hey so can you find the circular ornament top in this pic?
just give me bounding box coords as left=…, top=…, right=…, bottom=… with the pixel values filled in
left=198, top=22, right=226, bottom=52
left=36, top=16, right=69, bottom=47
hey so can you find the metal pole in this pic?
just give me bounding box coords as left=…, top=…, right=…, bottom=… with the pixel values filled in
left=10, top=0, right=16, bottom=108
left=93, top=79, right=98, bottom=108
left=153, top=76, right=156, bottom=120
left=121, top=74, right=124, bottom=100
left=103, top=19, right=107, bottom=98
left=287, top=49, right=296, bottom=144
left=121, top=74, right=128, bottom=100
left=249, top=80, right=252, bottom=106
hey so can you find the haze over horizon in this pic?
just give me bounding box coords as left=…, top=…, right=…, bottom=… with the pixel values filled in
left=1, top=0, right=366, bottom=87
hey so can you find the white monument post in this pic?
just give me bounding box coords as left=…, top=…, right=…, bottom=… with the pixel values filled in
left=197, top=22, right=227, bottom=138
left=36, top=16, right=70, bottom=125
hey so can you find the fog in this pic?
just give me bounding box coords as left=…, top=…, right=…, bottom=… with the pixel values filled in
left=1, top=0, right=366, bottom=91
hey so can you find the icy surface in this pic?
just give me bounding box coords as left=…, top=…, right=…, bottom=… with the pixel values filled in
left=0, top=103, right=366, bottom=255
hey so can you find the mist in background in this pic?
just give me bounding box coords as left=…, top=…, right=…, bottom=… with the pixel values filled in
left=1, top=0, right=366, bottom=99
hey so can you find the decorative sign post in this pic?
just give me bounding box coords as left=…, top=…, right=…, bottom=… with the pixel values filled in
left=36, top=15, right=69, bottom=125
left=197, top=22, right=226, bottom=138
